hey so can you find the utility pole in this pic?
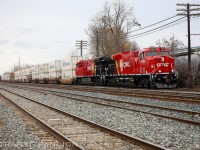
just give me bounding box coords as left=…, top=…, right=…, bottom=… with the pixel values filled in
left=177, top=3, right=200, bottom=71
left=187, top=3, right=191, bottom=71
left=76, top=40, right=87, bottom=57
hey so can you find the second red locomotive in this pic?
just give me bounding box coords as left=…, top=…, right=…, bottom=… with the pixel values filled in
left=75, top=47, right=178, bottom=88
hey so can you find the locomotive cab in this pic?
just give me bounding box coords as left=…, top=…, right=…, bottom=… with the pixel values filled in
left=139, top=47, right=178, bottom=88
left=75, top=59, right=94, bottom=84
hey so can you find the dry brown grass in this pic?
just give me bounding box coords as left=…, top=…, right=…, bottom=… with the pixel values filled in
left=0, top=120, right=5, bottom=126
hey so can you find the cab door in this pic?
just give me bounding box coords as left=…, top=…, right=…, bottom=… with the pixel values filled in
left=139, top=52, right=146, bottom=74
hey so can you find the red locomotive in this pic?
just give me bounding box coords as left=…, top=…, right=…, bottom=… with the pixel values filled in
left=76, top=47, right=178, bottom=88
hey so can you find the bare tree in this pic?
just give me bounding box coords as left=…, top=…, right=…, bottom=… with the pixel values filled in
left=130, top=40, right=139, bottom=50
left=175, top=57, right=200, bottom=87
left=121, top=40, right=139, bottom=51
left=156, top=35, right=185, bottom=57
left=3, top=71, right=10, bottom=75
left=12, top=63, right=32, bottom=72
left=87, top=0, right=140, bottom=57
left=191, top=60, right=199, bottom=85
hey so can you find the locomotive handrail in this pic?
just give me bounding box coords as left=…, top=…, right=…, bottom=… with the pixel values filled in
left=173, top=69, right=178, bottom=78
left=171, top=64, right=178, bottom=78
left=151, top=66, right=160, bottom=75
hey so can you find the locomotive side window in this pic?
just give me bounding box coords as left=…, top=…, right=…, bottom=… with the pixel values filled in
left=160, top=51, right=169, bottom=56
left=146, top=51, right=158, bottom=56
left=77, top=63, right=83, bottom=67
left=139, top=52, right=144, bottom=59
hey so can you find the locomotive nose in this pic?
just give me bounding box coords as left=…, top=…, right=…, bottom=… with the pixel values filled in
left=157, top=56, right=165, bottom=63
left=156, top=56, right=173, bottom=73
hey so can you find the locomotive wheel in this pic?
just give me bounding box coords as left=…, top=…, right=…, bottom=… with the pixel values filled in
left=96, top=78, right=100, bottom=85
left=136, top=78, right=142, bottom=88
left=143, top=78, right=150, bottom=88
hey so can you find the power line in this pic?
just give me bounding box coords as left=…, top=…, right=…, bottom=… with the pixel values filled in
left=129, top=18, right=187, bottom=39
left=190, top=34, right=200, bottom=36
left=90, top=14, right=187, bottom=46
left=89, top=11, right=198, bottom=51
left=92, top=16, right=189, bottom=45
left=177, top=3, right=200, bottom=72
left=127, top=15, right=178, bottom=34
left=127, top=16, right=199, bottom=39
left=126, top=17, right=186, bottom=38
left=76, top=40, right=87, bottom=57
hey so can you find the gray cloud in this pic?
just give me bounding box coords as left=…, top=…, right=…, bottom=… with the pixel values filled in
left=40, top=45, right=49, bottom=50
left=0, top=51, right=6, bottom=54
left=0, top=39, right=10, bottom=44
left=54, top=39, right=67, bottom=44
left=11, top=51, right=20, bottom=55
left=13, top=41, right=50, bottom=50
left=13, top=41, right=37, bottom=48
left=16, top=27, right=36, bottom=34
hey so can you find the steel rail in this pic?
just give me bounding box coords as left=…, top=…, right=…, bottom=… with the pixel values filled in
left=3, top=82, right=200, bottom=101
left=59, top=86, right=200, bottom=104
left=3, top=82, right=200, bottom=104
left=15, top=85, right=200, bottom=115
left=25, top=87, right=200, bottom=126
left=3, top=85, right=200, bottom=126
left=0, top=88, right=167, bottom=150
left=0, top=93, right=84, bottom=150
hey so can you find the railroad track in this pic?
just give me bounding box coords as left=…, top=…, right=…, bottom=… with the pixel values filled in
left=0, top=88, right=167, bottom=150
left=5, top=82, right=200, bottom=104
left=60, top=85, right=200, bottom=104
left=0, top=94, right=67, bottom=149
left=2, top=84, right=200, bottom=126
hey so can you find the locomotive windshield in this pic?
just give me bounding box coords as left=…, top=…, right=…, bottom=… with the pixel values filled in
left=160, top=51, right=169, bottom=56
left=146, top=51, right=158, bottom=56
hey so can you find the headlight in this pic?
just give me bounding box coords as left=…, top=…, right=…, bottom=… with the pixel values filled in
left=151, top=65, right=154, bottom=68
left=171, top=69, right=174, bottom=72
left=158, top=70, right=161, bottom=73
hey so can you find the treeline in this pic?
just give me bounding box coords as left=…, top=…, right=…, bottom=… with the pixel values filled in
left=175, top=58, right=200, bottom=87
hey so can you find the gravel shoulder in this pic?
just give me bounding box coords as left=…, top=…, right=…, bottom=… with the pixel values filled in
left=0, top=95, right=44, bottom=150
left=171, top=86, right=200, bottom=92
left=1, top=85, right=200, bottom=150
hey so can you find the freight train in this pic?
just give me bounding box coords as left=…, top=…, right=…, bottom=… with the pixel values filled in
left=3, top=47, right=178, bottom=88
left=75, top=47, right=178, bottom=88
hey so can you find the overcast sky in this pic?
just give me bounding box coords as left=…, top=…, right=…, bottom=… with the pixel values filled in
left=0, top=0, right=199, bottom=75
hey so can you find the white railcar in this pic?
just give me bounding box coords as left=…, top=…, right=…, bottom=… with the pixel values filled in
left=44, top=63, right=49, bottom=78
left=55, top=60, right=62, bottom=78
left=38, top=64, right=45, bottom=80
left=48, top=60, right=62, bottom=79
left=24, top=67, right=32, bottom=82
left=1, top=73, right=10, bottom=81
left=19, top=69, right=26, bottom=81
left=60, top=56, right=82, bottom=84
left=35, top=65, right=39, bottom=79
left=48, top=61, right=56, bottom=79
left=14, top=71, right=20, bottom=80
left=46, top=60, right=61, bottom=83
left=31, top=66, right=36, bottom=80
left=8, top=55, right=82, bottom=84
